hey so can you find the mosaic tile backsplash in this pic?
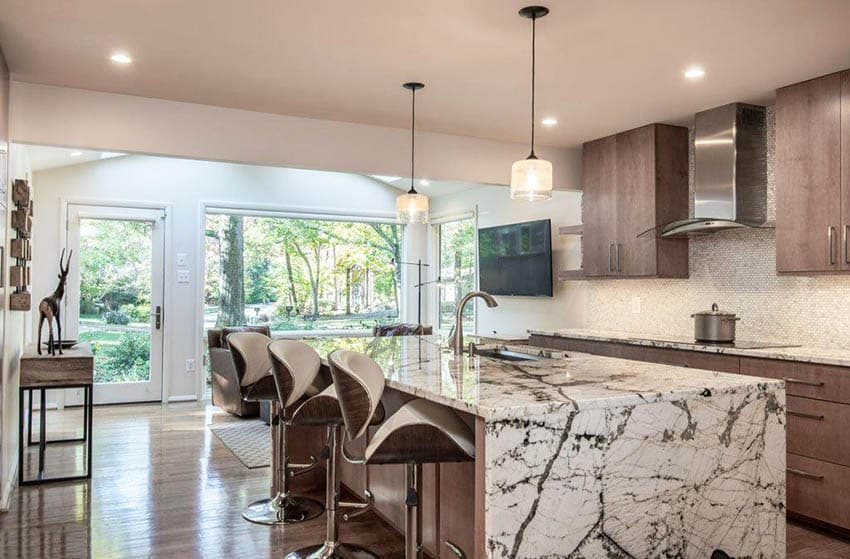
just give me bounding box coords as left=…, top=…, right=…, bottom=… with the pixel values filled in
left=585, top=107, right=850, bottom=348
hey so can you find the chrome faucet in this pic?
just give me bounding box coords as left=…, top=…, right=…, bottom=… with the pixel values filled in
left=449, top=291, right=498, bottom=355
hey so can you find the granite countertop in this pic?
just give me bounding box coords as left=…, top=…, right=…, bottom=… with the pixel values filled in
left=529, top=328, right=850, bottom=368
left=302, top=334, right=782, bottom=421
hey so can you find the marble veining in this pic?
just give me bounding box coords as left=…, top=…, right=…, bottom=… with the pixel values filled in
left=303, top=335, right=784, bottom=420
left=485, top=384, right=785, bottom=558
left=530, top=328, right=850, bottom=369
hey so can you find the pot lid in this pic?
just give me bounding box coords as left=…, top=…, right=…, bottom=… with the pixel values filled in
left=693, top=302, right=737, bottom=317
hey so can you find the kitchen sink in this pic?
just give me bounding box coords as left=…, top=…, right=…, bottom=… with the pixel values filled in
left=474, top=348, right=546, bottom=362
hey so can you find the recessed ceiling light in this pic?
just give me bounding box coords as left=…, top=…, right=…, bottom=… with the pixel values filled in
left=70, top=151, right=83, bottom=157
left=419, top=179, right=430, bottom=187
left=110, top=52, right=133, bottom=65
left=684, top=66, right=705, bottom=80
left=542, top=117, right=558, bottom=127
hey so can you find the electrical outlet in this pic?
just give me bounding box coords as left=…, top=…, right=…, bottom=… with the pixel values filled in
left=177, top=270, right=190, bottom=283
left=186, top=358, right=196, bottom=372
left=631, top=297, right=641, bottom=314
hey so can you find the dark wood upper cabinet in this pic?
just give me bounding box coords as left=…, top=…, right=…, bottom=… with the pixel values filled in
left=581, top=123, right=689, bottom=278
left=776, top=72, right=843, bottom=273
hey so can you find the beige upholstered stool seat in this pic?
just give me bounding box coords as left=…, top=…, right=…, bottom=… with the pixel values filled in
left=226, top=333, right=324, bottom=526
left=364, top=398, right=474, bottom=465
left=327, top=349, right=475, bottom=559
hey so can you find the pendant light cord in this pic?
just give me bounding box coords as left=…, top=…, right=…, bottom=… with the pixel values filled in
left=529, top=14, right=537, bottom=159
left=410, top=87, right=417, bottom=193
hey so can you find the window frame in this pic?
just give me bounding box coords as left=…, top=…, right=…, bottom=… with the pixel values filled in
left=430, top=208, right=478, bottom=334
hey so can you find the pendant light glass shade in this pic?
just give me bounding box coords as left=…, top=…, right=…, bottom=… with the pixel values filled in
left=512, top=6, right=553, bottom=202
left=511, top=157, right=553, bottom=200
left=396, top=190, right=429, bottom=223
left=397, top=82, right=429, bottom=223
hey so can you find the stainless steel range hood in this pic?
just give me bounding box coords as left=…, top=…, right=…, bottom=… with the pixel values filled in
left=660, top=103, right=767, bottom=238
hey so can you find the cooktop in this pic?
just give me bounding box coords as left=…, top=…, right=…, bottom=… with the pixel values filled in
left=638, top=338, right=802, bottom=350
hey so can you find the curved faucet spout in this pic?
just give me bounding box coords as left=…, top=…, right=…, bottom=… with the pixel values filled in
left=450, top=291, right=498, bottom=355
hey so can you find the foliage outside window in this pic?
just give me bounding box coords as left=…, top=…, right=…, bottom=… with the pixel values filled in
left=77, top=219, right=153, bottom=384
left=204, top=214, right=403, bottom=334
left=437, top=218, right=476, bottom=333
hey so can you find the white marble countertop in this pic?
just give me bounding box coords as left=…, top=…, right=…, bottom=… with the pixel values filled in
left=529, top=327, right=850, bottom=368
left=303, top=335, right=782, bottom=420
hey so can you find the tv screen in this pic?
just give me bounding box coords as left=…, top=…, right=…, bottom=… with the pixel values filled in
left=478, top=219, right=553, bottom=297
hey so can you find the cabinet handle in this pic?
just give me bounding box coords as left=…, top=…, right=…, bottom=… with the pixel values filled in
left=782, top=377, right=824, bottom=387
left=845, top=225, right=849, bottom=264
left=787, top=410, right=825, bottom=421
left=617, top=243, right=622, bottom=273
left=829, top=226, right=837, bottom=265
left=609, top=243, right=615, bottom=273
left=444, top=540, right=466, bottom=558
left=787, top=467, right=824, bottom=481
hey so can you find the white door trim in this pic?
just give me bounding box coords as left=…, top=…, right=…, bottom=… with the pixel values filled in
left=59, top=197, right=174, bottom=404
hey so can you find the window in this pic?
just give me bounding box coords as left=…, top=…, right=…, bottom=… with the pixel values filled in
left=204, top=212, right=403, bottom=334
left=436, top=217, right=476, bottom=333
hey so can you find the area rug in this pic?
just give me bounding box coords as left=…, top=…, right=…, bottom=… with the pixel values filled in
left=209, top=420, right=270, bottom=469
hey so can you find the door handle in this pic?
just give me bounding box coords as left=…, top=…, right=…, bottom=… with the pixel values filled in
left=152, top=305, right=162, bottom=330
left=787, top=410, right=825, bottom=421
left=617, top=243, right=622, bottom=273
left=828, top=226, right=836, bottom=265
left=608, top=243, right=615, bottom=273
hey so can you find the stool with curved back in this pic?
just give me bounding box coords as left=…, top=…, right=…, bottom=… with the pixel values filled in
left=328, top=349, right=476, bottom=559
left=227, top=332, right=323, bottom=525
left=283, top=347, right=386, bottom=559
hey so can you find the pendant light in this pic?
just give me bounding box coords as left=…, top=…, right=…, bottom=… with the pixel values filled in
left=511, top=6, right=553, bottom=201
left=396, top=82, right=429, bottom=223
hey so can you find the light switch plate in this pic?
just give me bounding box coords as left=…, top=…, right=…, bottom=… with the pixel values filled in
left=176, top=252, right=188, bottom=267
left=186, top=359, right=196, bottom=372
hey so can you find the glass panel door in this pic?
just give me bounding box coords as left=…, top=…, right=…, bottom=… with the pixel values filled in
left=65, top=205, right=165, bottom=404
left=437, top=218, right=476, bottom=333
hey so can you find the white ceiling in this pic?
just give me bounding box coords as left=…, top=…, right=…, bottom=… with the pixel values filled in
left=25, top=145, right=124, bottom=171
left=2, top=1, right=850, bottom=148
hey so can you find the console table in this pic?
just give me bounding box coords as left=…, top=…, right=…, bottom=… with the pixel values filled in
left=18, top=343, right=94, bottom=485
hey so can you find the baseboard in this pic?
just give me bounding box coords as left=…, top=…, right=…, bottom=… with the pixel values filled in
left=167, top=395, right=198, bottom=402
left=0, top=463, right=19, bottom=512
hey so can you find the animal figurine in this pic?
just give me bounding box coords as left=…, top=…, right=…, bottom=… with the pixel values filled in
left=38, top=249, right=73, bottom=356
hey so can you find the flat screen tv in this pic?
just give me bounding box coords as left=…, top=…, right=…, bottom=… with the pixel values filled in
left=478, top=219, right=553, bottom=297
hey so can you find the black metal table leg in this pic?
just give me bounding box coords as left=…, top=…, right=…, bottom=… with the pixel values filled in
left=38, top=388, right=47, bottom=481
left=18, top=387, right=24, bottom=487
left=86, top=385, right=94, bottom=479
left=27, top=389, right=33, bottom=446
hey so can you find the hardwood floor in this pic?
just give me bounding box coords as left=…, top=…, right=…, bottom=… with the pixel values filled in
left=2, top=401, right=849, bottom=558
left=2, top=402, right=405, bottom=558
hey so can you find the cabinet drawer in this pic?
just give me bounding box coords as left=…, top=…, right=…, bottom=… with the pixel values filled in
left=615, top=345, right=739, bottom=373
left=787, top=453, right=850, bottom=530
left=787, top=396, right=850, bottom=466
left=739, top=358, right=850, bottom=404
left=547, top=337, right=625, bottom=359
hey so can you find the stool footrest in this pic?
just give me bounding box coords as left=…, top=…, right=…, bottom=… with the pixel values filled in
left=288, top=455, right=318, bottom=478
left=341, top=489, right=374, bottom=521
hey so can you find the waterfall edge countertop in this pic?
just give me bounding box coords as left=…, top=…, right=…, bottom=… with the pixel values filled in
left=303, top=334, right=786, bottom=557
left=529, top=327, right=850, bottom=368
left=302, top=334, right=783, bottom=421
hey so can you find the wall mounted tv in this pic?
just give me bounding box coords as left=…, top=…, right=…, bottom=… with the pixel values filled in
left=478, top=219, right=553, bottom=297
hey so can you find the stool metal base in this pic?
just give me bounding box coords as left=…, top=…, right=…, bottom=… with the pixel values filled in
left=285, top=542, right=379, bottom=559
left=242, top=493, right=324, bottom=525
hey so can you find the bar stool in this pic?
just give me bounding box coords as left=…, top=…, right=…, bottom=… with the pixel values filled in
left=227, top=332, right=323, bottom=525
left=328, top=349, right=475, bottom=559
left=285, top=351, right=386, bottom=559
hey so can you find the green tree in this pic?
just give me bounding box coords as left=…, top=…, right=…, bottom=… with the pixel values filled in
left=217, top=215, right=245, bottom=326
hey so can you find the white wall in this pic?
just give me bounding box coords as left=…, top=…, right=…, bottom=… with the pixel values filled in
left=429, top=186, right=587, bottom=337
left=32, top=154, right=404, bottom=400
left=11, top=82, right=582, bottom=191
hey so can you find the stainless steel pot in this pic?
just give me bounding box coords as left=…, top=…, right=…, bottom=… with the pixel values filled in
left=691, top=303, right=740, bottom=343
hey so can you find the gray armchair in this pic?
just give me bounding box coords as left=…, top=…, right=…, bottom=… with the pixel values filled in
left=207, top=325, right=271, bottom=417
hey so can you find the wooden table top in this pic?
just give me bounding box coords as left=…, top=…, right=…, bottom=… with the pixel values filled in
left=21, top=343, right=94, bottom=388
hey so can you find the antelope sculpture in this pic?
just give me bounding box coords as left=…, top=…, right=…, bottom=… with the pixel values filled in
left=38, top=249, right=73, bottom=356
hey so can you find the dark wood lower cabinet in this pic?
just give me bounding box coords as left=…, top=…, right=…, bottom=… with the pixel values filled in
left=529, top=334, right=850, bottom=533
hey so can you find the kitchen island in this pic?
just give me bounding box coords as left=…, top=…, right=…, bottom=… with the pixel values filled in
left=301, top=335, right=786, bottom=558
